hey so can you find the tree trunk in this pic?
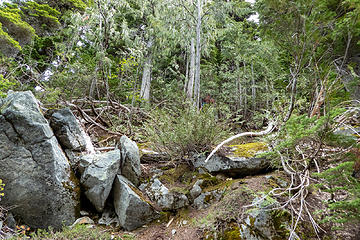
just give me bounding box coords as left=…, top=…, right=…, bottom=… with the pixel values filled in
left=194, top=0, right=202, bottom=109
left=184, top=51, right=189, bottom=93
left=251, top=62, right=256, bottom=112
left=284, top=70, right=297, bottom=122
left=186, top=38, right=196, bottom=100
left=140, top=40, right=153, bottom=101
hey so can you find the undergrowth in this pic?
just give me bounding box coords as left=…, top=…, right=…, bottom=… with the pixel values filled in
left=145, top=105, right=229, bottom=160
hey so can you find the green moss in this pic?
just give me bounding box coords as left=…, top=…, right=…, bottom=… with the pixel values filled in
left=62, top=169, right=81, bottom=217
left=222, top=223, right=242, bottom=240
left=229, top=142, right=268, bottom=158
left=271, top=210, right=291, bottom=240
left=128, top=184, right=153, bottom=206
left=159, top=164, right=191, bottom=185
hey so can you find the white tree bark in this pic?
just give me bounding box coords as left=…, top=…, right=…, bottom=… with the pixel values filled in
left=251, top=62, right=256, bottom=111
left=194, top=0, right=202, bottom=109
left=140, top=40, right=153, bottom=101
left=186, top=38, right=196, bottom=99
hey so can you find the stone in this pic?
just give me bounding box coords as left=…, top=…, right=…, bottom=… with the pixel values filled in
left=46, top=108, right=88, bottom=151
left=193, top=189, right=225, bottom=209
left=70, top=217, right=94, bottom=228
left=80, top=150, right=121, bottom=212
left=190, top=179, right=203, bottom=199
left=0, top=91, right=79, bottom=229
left=334, top=127, right=360, bottom=140
left=193, top=153, right=271, bottom=178
left=98, top=208, right=119, bottom=226
left=143, top=178, right=189, bottom=210
left=119, top=135, right=141, bottom=186
left=239, top=197, right=293, bottom=240
left=46, top=108, right=95, bottom=169
left=113, top=175, right=159, bottom=231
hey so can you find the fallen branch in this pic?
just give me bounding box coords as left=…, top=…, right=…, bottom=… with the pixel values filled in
left=205, top=122, right=275, bottom=163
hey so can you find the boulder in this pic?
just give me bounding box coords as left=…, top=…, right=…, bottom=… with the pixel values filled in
left=46, top=108, right=88, bottom=151
left=193, top=189, right=225, bottom=209
left=142, top=178, right=188, bottom=210
left=190, top=179, right=203, bottom=199
left=46, top=108, right=95, bottom=167
left=0, top=91, right=79, bottom=229
left=113, top=175, right=159, bottom=231
left=119, top=135, right=141, bottom=186
left=239, top=198, right=293, bottom=240
left=193, top=153, right=270, bottom=178
left=80, top=150, right=121, bottom=212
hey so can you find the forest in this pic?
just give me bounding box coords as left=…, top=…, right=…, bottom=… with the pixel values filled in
left=0, top=0, right=360, bottom=239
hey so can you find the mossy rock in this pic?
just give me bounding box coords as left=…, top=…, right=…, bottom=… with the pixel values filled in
left=228, top=142, right=268, bottom=158
left=159, top=164, right=192, bottom=185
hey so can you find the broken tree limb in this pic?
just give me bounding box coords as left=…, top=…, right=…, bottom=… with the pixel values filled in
left=204, top=122, right=275, bottom=163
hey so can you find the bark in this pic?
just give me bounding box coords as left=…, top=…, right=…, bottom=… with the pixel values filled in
left=284, top=69, right=297, bottom=122
left=251, top=62, right=256, bottom=112
left=140, top=40, right=153, bottom=101
left=194, top=0, right=202, bottom=109
left=184, top=51, right=189, bottom=93
left=186, top=38, right=196, bottom=99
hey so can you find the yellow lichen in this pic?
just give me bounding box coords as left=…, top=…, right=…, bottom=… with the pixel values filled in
left=228, top=142, right=268, bottom=158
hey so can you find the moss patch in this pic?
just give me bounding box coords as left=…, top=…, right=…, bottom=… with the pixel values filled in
left=228, top=142, right=268, bottom=158
left=159, top=164, right=192, bottom=185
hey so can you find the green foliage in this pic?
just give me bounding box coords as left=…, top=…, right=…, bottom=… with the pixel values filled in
left=315, top=160, right=360, bottom=225
left=145, top=105, right=229, bottom=159
left=0, top=74, right=17, bottom=97
left=0, top=3, right=36, bottom=54
left=0, top=179, right=4, bottom=200
left=26, top=224, right=123, bottom=240
left=267, top=108, right=353, bottom=167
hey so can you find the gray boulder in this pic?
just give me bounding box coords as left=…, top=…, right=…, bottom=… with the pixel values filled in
left=47, top=108, right=87, bottom=151
left=239, top=198, right=293, bottom=240
left=0, top=91, right=79, bottom=229
left=113, top=175, right=159, bottom=231
left=193, top=189, right=225, bottom=209
left=80, top=150, right=121, bottom=212
left=142, top=178, right=188, bottom=210
left=190, top=179, right=203, bottom=199
left=119, top=135, right=141, bottom=186
left=193, top=153, right=270, bottom=178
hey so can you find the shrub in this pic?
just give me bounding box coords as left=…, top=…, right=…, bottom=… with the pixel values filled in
left=315, top=159, right=360, bottom=226
left=145, top=105, right=229, bottom=160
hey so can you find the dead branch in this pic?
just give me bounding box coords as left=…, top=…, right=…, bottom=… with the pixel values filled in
left=205, top=122, right=275, bottom=163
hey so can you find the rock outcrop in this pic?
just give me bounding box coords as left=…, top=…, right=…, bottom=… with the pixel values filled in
left=79, top=150, right=121, bottom=212
left=113, top=175, right=159, bottom=231
left=0, top=91, right=79, bottom=229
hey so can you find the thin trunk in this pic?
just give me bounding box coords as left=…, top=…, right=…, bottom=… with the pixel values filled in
left=265, top=80, right=269, bottom=110
left=140, top=40, right=153, bottom=101
left=251, top=62, right=256, bottom=112
left=186, top=38, right=195, bottom=99
left=284, top=69, right=297, bottom=122
left=184, top=52, right=189, bottom=93
left=140, top=55, right=152, bottom=101
left=194, top=0, right=202, bottom=109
